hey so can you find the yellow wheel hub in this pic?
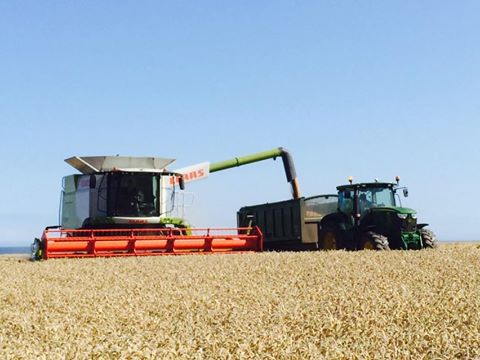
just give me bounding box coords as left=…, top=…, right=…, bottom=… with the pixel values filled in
left=363, top=239, right=374, bottom=250
left=324, top=231, right=336, bottom=250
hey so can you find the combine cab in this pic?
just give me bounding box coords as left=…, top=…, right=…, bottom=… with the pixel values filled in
left=32, top=155, right=263, bottom=260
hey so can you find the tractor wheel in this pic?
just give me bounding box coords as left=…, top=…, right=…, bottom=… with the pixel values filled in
left=318, top=225, right=343, bottom=250
left=360, top=231, right=390, bottom=250
left=419, top=229, right=438, bottom=249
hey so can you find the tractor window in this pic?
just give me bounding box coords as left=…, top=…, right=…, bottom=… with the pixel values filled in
left=358, top=187, right=395, bottom=214
left=338, top=190, right=354, bottom=214
left=358, top=190, right=374, bottom=214
left=373, top=188, right=395, bottom=207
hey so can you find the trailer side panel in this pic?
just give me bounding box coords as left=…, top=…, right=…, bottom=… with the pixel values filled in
left=237, top=198, right=317, bottom=250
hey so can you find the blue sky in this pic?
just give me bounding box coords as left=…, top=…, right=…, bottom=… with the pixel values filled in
left=1, top=1, right=479, bottom=245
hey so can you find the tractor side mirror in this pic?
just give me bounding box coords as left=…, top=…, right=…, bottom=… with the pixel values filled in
left=89, top=175, right=96, bottom=189
left=178, top=176, right=185, bottom=190
left=403, top=188, right=409, bottom=197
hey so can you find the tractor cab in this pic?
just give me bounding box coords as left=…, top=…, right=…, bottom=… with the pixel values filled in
left=336, top=179, right=422, bottom=249
left=317, top=177, right=436, bottom=250
left=337, top=181, right=401, bottom=217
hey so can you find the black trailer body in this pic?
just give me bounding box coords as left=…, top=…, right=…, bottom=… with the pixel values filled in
left=237, top=195, right=338, bottom=251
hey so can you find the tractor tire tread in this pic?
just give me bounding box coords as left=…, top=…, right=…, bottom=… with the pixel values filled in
left=419, top=228, right=438, bottom=249
left=362, top=231, right=390, bottom=250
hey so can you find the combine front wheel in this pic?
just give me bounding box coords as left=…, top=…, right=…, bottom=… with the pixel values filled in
left=419, top=229, right=438, bottom=249
left=360, top=231, right=390, bottom=250
left=31, top=238, right=44, bottom=261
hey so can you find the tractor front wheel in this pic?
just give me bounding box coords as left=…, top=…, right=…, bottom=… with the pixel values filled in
left=419, top=229, right=438, bottom=249
left=360, top=231, right=390, bottom=250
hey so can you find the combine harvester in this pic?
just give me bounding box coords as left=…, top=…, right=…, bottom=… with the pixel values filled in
left=32, top=148, right=298, bottom=260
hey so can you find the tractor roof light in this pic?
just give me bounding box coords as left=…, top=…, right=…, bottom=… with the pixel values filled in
left=348, top=176, right=353, bottom=184
left=395, top=176, right=400, bottom=185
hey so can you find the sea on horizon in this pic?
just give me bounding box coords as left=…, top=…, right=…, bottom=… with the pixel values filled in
left=0, top=246, right=31, bottom=255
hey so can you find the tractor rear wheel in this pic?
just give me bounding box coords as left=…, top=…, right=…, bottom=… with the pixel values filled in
left=360, top=231, right=390, bottom=250
left=318, top=225, right=343, bottom=250
left=419, top=228, right=438, bottom=249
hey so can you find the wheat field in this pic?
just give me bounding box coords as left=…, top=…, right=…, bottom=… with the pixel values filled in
left=1, top=244, right=479, bottom=359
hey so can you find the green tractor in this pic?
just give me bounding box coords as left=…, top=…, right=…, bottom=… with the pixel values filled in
left=318, top=177, right=437, bottom=250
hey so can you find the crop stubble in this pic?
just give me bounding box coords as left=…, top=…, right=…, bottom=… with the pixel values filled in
left=0, top=245, right=479, bottom=359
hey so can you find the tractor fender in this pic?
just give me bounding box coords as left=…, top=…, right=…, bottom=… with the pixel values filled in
left=319, top=213, right=349, bottom=231
left=361, top=224, right=377, bottom=232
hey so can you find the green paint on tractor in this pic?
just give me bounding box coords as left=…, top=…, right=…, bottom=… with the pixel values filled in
left=317, top=179, right=438, bottom=250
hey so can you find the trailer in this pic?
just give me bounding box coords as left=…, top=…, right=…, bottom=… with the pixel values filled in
left=237, top=195, right=338, bottom=250
left=238, top=178, right=437, bottom=251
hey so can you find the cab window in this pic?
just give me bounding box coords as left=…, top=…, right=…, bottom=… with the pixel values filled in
left=338, top=190, right=354, bottom=214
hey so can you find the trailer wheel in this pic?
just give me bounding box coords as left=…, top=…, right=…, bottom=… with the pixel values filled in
left=318, top=225, right=342, bottom=250
left=360, top=231, right=390, bottom=250
left=419, top=229, right=438, bottom=249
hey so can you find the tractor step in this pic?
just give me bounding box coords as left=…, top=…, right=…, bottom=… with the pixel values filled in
left=39, top=227, right=263, bottom=259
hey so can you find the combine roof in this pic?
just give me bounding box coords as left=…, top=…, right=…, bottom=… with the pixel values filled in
left=65, top=156, right=176, bottom=174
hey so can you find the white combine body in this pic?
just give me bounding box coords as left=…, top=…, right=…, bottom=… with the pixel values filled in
left=61, top=156, right=182, bottom=229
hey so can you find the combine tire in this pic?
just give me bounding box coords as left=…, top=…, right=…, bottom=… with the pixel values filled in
left=360, top=231, right=390, bottom=250
left=31, top=238, right=43, bottom=261
left=419, top=228, right=438, bottom=249
left=318, top=225, right=343, bottom=250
